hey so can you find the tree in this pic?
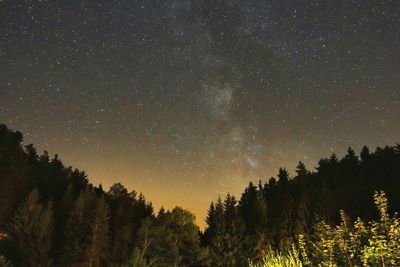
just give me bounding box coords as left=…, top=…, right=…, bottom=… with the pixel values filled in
left=128, top=248, right=149, bottom=267
left=207, top=197, right=225, bottom=267
left=107, top=183, right=153, bottom=266
left=277, top=168, right=290, bottom=184
left=0, top=256, right=13, bottom=267
left=239, top=182, right=270, bottom=261
left=136, top=217, right=180, bottom=267
left=0, top=125, right=31, bottom=228
left=295, top=162, right=309, bottom=179
left=62, top=189, right=97, bottom=265
left=222, top=194, right=246, bottom=266
left=168, top=207, right=208, bottom=266
left=86, top=196, right=111, bottom=267
left=108, top=183, right=135, bottom=265
left=8, top=189, right=53, bottom=267
left=360, top=146, right=370, bottom=162
left=135, top=207, right=207, bottom=267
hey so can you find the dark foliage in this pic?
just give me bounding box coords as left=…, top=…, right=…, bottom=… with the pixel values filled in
left=0, top=125, right=154, bottom=266
left=204, top=143, right=400, bottom=263
left=1, top=124, right=400, bottom=266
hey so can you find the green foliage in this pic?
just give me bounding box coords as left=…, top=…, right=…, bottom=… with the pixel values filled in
left=0, top=256, right=13, bottom=267
left=136, top=207, right=207, bottom=267
left=136, top=217, right=179, bottom=266
left=128, top=248, right=149, bottom=267
left=107, top=183, right=154, bottom=266
left=361, top=191, right=400, bottom=266
left=301, top=190, right=400, bottom=267
left=62, top=189, right=97, bottom=265
left=86, top=196, right=111, bottom=267
left=207, top=197, right=225, bottom=266
left=252, top=191, right=400, bottom=267
left=2, top=125, right=400, bottom=266
left=7, top=189, right=53, bottom=267
left=0, top=126, right=31, bottom=228
left=298, top=234, right=311, bottom=266
left=206, top=195, right=246, bottom=266
left=249, top=246, right=303, bottom=267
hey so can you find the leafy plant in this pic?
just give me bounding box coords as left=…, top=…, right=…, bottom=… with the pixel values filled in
left=0, top=256, right=13, bottom=267
left=249, top=246, right=303, bottom=267
left=300, top=190, right=400, bottom=267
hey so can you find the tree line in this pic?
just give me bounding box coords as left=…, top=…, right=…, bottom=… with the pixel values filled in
left=203, top=144, right=400, bottom=266
left=0, top=124, right=205, bottom=266
left=0, top=124, right=400, bottom=266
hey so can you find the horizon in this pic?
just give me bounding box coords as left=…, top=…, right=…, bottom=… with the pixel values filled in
left=13, top=130, right=399, bottom=229
left=1, top=0, right=399, bottom=230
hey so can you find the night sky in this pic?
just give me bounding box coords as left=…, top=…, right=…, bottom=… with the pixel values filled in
left=1, top=0, right=399, bottom=227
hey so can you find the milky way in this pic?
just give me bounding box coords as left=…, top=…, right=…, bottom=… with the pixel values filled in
left=1, top=0, right=399, bottom=227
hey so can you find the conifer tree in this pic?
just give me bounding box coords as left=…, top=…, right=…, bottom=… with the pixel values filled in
left=8, top=189, right=53, bottom=267
left=253, top=189, right=269, bottom=260
left=203, top=202, right=215, bottom=246
left=295, top=162, right=309, bottom=179
left=62, top=189, right=96, bottom=265
left=0, top=126, right=31, bottom=228
left=108, top=183, right=136, bottom=265
left=208, top=197, right=225, bottom=266
left=223, top=194, right=245, bottom=266
left=86, top=196, right=111, bottom=267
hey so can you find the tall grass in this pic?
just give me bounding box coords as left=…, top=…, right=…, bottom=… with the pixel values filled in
left=249, top=246, right=303, bottom=267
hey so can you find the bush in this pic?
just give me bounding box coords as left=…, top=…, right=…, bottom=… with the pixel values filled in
left=249, top=246, right=303, bottom=267
left=0, top=256, right=13, bottom=267
left=301, top=190, right=400, bottom=266
left=252, top=191, right=400, bottom=267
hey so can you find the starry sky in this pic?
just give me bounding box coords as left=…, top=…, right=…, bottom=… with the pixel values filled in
left=1, top=0, right=399, bottom=227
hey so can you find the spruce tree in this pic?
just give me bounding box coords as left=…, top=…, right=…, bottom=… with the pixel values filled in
left=223, top=194, right=245, bottom=266
left=62, top=189, right=96, bottom=265
left=208, top=197, right=225, bottom=267
left=8, top=189, right=53, bottom=267
left=86, top=196, right=111, bottom=267
left=108, top=183, right=135, bottom=265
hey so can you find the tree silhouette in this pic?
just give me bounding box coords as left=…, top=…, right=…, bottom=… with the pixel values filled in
left=86, top=196, right=111, bottom=267
left=62, top=189, right=96, bottom=265
left=8, top=189, right=53, bottom=267
left=1, top=124, right=400, bottom=265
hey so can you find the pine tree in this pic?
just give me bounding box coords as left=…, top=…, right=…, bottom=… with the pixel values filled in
left=0, top=126, right=31, bottom=228
left=108, top=183, right=136, bottom=265
left=208, top=197, right=225, bottom=267
left=223, top=194, right=245, bottom=266
left=8, top=189, right=53, bottom=267
left=253, top=189, right=269, bottom=260
left=86, top=196, right=111, bottom=267
left=62, top=189, right=96, bottom=265
left=360, top=146, right=370, bottom=162
left=295, top=162, right=309, bottom=179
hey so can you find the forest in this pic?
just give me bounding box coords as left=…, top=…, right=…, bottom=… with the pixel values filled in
left=1, top=123, right=400, bottom=267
